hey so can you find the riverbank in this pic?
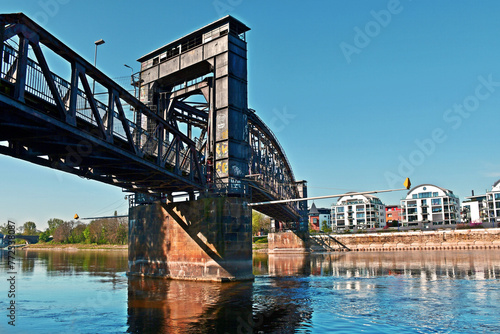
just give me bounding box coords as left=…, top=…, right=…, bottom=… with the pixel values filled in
left=18, top=228, right=500, bottom=253
left=268, top=228, right=500, bottom=253
left=21, top=243, right=127, bottom=250
left=311, top=228, right=500, bottom=252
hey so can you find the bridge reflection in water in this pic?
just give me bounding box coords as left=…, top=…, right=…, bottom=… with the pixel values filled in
left=127, top=251, right=500, bottom=333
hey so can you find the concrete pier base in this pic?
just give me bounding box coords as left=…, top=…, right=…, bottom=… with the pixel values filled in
left=268, top=231, right=310, bottom=254
left=128, top=197, right=253, bottom=282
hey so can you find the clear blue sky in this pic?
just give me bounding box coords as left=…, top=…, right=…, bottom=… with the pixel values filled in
left=1, top=0, right=500, bottom=230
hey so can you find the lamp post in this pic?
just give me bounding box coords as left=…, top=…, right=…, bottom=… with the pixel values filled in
left=92, top=39, right=105, bottom=96
left=124, top=64, right=135, bottom=97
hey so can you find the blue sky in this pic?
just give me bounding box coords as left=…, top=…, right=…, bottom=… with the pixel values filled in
left=1, top=0, right=500, bottom=229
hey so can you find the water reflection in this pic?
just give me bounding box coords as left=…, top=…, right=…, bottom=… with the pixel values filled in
left=254, top=250, right=500, bottom=281
left=127, top=279, right=254, bottom=333
left=127, top=277, right=313, bottom=333
left=0, top=249, right=128, bottom=275
left=1, top=250, right=499, bottom=333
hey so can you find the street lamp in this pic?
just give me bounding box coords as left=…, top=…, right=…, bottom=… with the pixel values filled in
left=124, top=64, right=136, bottom=98
left=92, top=39, right=105, bottom=95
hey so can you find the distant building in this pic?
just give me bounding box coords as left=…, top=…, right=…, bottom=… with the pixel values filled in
left=401, top=184, right=460, bottom=230
left=331, top=193, right=385, bottom=232
left=461, top=194, right=487, bottom=224
left=465, top=180, right=500, bottom=227
left=385, top=205, right=402, bottom=227
left=486, top=180, right=500, bottom=226
left=308, top=203, right=330, bottom=231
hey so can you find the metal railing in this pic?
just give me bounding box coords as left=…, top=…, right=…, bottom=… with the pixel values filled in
left=0, top=17, right=205, bottom=189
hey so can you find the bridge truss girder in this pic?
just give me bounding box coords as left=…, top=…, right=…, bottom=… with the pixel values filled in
left=0, top=13, right=205, bottom=196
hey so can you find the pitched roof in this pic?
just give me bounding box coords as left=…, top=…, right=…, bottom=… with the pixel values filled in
left=309, top=203, right=319, bottom=215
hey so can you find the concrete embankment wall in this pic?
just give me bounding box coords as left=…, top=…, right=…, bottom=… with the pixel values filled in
left=315, top=228, right=500, bottom=252
left=269, top=229, right=500, bottom=253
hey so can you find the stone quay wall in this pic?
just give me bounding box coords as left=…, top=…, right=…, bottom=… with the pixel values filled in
left=269, top=229, right=500, bottom=253
left=314, top=228, right=500, bottom=252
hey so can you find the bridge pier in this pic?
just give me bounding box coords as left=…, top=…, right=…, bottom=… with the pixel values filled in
left=128, top=197, right=253, bottom=282
left=268, top=231, right=311, bottom=254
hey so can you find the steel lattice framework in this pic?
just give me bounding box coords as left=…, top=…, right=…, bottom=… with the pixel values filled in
left=0, top=13, right=304, bottom=223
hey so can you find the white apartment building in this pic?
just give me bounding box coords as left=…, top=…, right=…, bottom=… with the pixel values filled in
left=486, top=180, right=500, bottom=226
left=461, top=180, right=500, bottom=227
left=331, top=193, right=385, bottom=232
left=401, top=184, right=460, bottom=229
left=461, top=200, right=484, bottom=224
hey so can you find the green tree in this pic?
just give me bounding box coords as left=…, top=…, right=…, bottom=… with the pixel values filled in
left=321, top=221, right=332, bottom=233
left=0, top=222, right=9, bottom=235
left=116, top=220, right=128, bottom=245
left=47, top=218, right=64, bottom=235
left=68, top=223, right=87, bottom=243
left=252, top=211, right=270, bottom=235
left=23, top=221, right=37, bottom=235
left=39, top=230, right=51, bottom=242
left=83, top=226, right=91, bottom=243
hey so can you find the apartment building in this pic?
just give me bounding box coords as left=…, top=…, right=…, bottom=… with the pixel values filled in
left=486, top=180, right=500, bottom=226
left=401, top=184, right=460, bottom=229
left=331, top=193, right=385, bottom=232
left=466, top=180, right=500, bottom=226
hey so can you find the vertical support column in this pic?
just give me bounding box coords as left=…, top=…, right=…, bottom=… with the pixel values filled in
left=296, top=180, right=308, bottom=232
left=13, top=36, right=28, bottom=102
left=0, top=17, right=5, bottom=75
left=212, top=34, right=249, bottom=195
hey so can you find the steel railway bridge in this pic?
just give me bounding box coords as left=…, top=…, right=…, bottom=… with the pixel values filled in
left=0, top=13, right=306, bottom=223
left=0, top=13, right=306, bottom=280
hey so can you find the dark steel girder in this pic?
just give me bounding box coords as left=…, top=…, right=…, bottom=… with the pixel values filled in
left=0, top=94, right=204, bottom=194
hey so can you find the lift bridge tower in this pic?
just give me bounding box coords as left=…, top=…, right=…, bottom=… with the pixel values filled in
left=137, top=16, right=250, bottom=194
left=128, top=16, right=256, bottom=281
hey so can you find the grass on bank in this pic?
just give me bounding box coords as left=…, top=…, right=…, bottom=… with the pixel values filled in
left=22, top=241, right=127, bottom=250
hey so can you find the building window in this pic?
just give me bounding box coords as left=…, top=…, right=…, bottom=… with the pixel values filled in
left=431, top=198, right=442, bottom=206
left=412, top=194, right=417, bottom=199
left=356, top=213, right=365, bottom=218
left=495, top=193, right=500, bottom=200
left=433, top=192, right=439, bottom=197
left=432, top=207, right=442, bottom=213
left=337, top=207, right=344, bottom=213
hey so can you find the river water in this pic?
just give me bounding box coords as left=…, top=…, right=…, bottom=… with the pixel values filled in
left=1, top=249, right=499, bottom=333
